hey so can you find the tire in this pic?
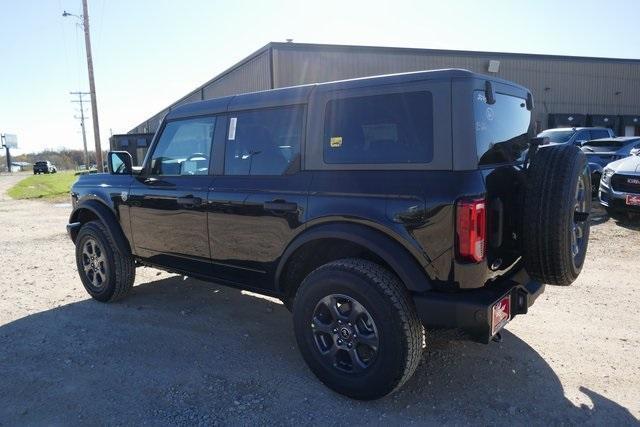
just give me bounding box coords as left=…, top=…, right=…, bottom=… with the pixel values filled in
left=75, top=220, right=135, bottom=302
left=591, top=172, right=601, bottom=195
left=293, top=258, right=423, bottom=400
left=522, top=144, right=591, bottom=286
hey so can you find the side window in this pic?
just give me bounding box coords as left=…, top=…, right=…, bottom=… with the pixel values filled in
left=575, top=131, right=590, bottom=143
left=225, top=106, right=304, bottom=175
left=323, top=91, right=433, bottom=164
left=590, top=129, right=610, bottom=139
left=150, top=117, right=215, bottom=176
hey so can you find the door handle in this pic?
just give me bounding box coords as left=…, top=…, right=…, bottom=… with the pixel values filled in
left=263, top=200, right=298, bottom=212
left=177, top=196, right=202, bottom=207
left=143, top=177, right=173, bottom=187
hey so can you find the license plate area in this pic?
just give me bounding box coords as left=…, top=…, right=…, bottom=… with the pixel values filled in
left=491, top=294, right=511, bottom=335
left=626, top=195, right=640, bottom=206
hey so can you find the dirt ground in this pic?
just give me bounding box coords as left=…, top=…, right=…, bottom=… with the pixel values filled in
left=0, top=172, right=638, bottom=425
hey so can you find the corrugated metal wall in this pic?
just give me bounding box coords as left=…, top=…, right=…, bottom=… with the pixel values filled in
left=129, top=48, right=273, bottom=133
left=272, top=44, right=640, bottom=129
left=129, top=43, right=640, bottom=133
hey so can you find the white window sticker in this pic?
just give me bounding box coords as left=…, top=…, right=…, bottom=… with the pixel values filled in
left=228, top=117, right=237, bottom=140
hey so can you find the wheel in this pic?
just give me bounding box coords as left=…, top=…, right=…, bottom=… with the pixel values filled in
left=591, top=172, right=601, bottom=195
left=75, top=221, right=135, bottom=302
left=293, top=258, right=423, bottom=400
left=522, top=144, right=591, bottom=286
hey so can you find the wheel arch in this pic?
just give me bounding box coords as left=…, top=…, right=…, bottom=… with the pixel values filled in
left=275, top=222, right=433, bottom=299
left=69, top=199, right=131, bottom=255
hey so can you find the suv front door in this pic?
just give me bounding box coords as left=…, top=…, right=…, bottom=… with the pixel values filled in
left=128, top=116, right=217, bottom=275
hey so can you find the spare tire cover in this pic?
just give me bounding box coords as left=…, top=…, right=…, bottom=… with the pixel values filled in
left=522, top=144, right=591, bottom=286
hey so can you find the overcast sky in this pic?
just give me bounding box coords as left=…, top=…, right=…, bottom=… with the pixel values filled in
left=1, top=0, right=639, bottom=154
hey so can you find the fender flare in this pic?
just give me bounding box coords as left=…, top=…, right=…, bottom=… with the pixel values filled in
left=68, top=199, right=131, bottom=255
left=587, top=162, right=603, bottom=176
left=275, top=222, right=433, bottom=293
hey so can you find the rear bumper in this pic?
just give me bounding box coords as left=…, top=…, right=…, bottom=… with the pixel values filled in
left=413, top=270, right=544, bottom=344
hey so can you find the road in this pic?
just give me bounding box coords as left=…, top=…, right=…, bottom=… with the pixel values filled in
left=0, top=173, right=638, bottom=425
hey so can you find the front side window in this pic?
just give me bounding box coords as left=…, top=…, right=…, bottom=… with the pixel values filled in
left=474, top=91, right=531, bottom=165
left=323, top=92, right=433, bottom=164
left=225, top=106, right=304, bottom=175
left=150, top=117, right=216, bottom=175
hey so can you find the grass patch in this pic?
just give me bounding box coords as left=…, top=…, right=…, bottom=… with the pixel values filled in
left=7, top=171, right=77, bottom=200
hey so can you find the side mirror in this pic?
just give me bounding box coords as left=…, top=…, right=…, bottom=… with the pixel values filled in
left=108, top=151, right=133, bottom=175
left=631, top=148, right=640, bottom=156
left=575, top=140, right=587, bottom=146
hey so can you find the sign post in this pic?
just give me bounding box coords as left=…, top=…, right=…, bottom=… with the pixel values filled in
left=1, top=134, right=18, bottom=173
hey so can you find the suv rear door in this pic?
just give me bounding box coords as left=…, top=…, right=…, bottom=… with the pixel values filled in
left=207, top=104, right=310, bottom=291
left=128, top=116, right=216, bottom=275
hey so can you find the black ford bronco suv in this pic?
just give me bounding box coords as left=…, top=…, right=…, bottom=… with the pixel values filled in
left=67, top=69, right=591, bottom=400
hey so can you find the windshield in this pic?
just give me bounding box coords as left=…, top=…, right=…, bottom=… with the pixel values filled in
left=538, top=129, right=575, bottom=143
left=474, top=90, right=531, bottom=165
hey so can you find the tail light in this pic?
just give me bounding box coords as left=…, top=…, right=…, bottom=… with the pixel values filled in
left=456, top=198, right=487, bottom=263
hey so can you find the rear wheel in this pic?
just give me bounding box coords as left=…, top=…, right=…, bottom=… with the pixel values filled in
left=293, top=258, right=423, bottom=400
left=75, top=221, right=135, bottom=302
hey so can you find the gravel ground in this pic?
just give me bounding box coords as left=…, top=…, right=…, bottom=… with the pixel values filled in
left=0, top=172, right=638, bottom=425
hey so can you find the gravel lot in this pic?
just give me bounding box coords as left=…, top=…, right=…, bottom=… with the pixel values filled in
left=0, top=172, right=638, bottom=425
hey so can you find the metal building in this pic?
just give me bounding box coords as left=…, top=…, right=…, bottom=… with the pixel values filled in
left=129, top=42, right=640, bottom=137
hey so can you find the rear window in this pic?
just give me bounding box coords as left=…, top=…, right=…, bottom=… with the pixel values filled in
left=474, top=91, right=531, bottom=165
left=323, top=91, right=433, bottom=164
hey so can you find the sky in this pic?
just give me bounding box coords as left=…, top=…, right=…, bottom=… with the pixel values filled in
left=1, top=0, right=639, bottom=154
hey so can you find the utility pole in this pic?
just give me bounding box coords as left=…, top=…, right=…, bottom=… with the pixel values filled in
left=1, top=134, right=11, bottom=173
left=63, top=1, right=103, bottom=171
left=70, top=91, right=90, bottom=169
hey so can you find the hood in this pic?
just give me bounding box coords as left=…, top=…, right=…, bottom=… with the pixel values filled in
left=605, top=155, right=640, bottom=174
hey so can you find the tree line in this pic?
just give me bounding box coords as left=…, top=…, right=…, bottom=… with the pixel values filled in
left=1, top=149, right=108, bottom=171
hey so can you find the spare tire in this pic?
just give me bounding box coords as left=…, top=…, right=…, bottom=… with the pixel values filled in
left=522, top=144, right=591, bottom=286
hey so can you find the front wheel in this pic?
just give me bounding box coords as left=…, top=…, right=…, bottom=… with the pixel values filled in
left=75, top=221, right=135, bottom=302
left=293, top=258, right=424, bottom=400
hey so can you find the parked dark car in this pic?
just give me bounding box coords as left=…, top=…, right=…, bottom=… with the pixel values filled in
left=33, top=160, right=57, bottom=174
left=66, top=69, right=590, bottom=400
left=537, top=127, right=614, bottom=146
left=581, top=137, right=640, bottom=191
left=599, top=150, right=640, bottom=220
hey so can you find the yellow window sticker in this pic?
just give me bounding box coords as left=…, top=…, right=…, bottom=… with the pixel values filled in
left=330, top=136, right=342, bottom=148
